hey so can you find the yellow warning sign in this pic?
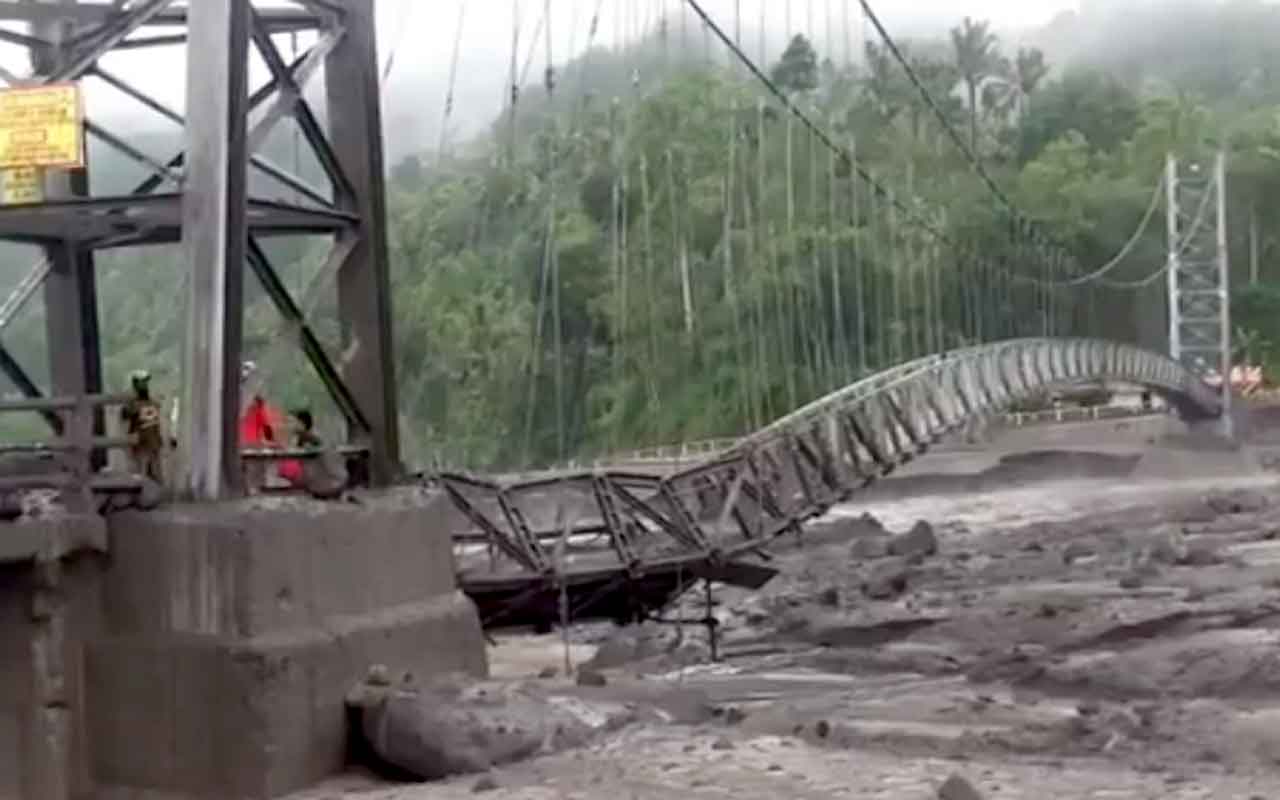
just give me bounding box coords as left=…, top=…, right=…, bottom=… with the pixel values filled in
left=0, top=83, right=83, bottom=170
left=2, top=166, right=43, bottom=204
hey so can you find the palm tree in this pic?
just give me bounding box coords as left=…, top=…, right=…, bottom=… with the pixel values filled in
left=908, top=53, right=960, bottom=143
left=949, top=17, right=1001, bottom=152
left=862, top=41, right=904, bottom=123
left=1008, top=48, right=1049, bottom=121
left=980, top=47, right=1049, bottom=156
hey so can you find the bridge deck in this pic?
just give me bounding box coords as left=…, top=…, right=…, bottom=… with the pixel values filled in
left=444, top=339, right=1223, bottom=631
left=459, top=555, right=777, bottom=630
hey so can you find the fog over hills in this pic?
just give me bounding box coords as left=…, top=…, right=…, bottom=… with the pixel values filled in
left=1, top=1, right=1257, bottom=167
left=0, top=0, right=1276, bottom=460
left=375, top=0, right=1078, bottom=161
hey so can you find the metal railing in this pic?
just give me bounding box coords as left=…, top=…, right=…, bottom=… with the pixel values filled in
left=0, top=393, right=137, bottom=510
left=577, top=401, right=1171, bottom=468
left=999, top=403, right=1166, bottom=428
left=0, top=393, right=374, bottom=506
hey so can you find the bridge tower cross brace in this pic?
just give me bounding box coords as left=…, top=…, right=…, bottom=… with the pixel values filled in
left=182, top=0, right=400, bottom=498
left=0, top=0, right=400, bottom=500
left=1165, top=151, right=1232, bottom=434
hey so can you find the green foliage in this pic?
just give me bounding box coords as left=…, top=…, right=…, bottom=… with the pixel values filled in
left=950, top=17, right=1002, bottom=151
left=771, top=35, right=820, bottom=93
left=1232, top=284, right=1280, bottom=375
left=8, top=2, right=1280, bottom=469
left=1019, top=71, right=1141, bottom=163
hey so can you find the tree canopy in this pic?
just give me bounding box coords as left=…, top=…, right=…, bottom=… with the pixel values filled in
left=3, top=1, right=1280, bottom=469
left=771, top=35, right=820, bottom=93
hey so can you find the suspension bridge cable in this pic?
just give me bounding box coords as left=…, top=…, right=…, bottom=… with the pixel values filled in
left=722, top=101, right=748, bottom=420
left=1095, top=168, right=1219, bottom=290
left=379, top=0, right=415, bottom=88
left=825, top=0, right=834, bottom=73
left=855, top=0, right=1081, bottom=277
left=436, top=2, right=467, bottom=162
left=565, top=0, right=607, bottom=136
left=842, top=0, right=853, bottom=69
left=758, top=0, right=766, bottom=64
left=518, top=10, right=547, bottom=87
left=681, top=0, right=949, bottom=244
left=686, top=0, right=1065, bottom=308
left=1051, top=175, right=1166, bottom=287
left=849, top=133, right=868, bottom=373
left=1097, top=261, right=1170, bottom=289
left=547, top=0, right=566, bottom=464
left=505, top=0, right=523, bottom=164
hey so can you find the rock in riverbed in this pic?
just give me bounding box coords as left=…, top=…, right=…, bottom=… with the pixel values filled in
left=346, top=670, right=641, bottom=781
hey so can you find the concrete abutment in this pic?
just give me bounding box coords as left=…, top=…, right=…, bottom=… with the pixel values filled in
left=0, top=494, right=486, bottom=799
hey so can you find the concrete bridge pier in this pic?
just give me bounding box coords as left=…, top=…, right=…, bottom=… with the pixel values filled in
left=0, top=516, right=108, bottom=800
left=0, top=495, right=487, bottom=799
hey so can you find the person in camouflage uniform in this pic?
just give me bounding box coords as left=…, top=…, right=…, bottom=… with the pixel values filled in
left=121, top=370, right=164, bottom=483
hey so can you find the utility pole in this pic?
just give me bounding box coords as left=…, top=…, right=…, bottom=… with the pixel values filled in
left=1166, top=151, right=1232, bottom=437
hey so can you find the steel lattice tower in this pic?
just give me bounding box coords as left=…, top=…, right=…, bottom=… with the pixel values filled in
left=1166, top=151, right=1232, bottom=435
left=0, top=0, right=399, bottom=498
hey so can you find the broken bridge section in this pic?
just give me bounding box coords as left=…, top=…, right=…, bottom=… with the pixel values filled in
left=445, top=338, right=1224, bottom=631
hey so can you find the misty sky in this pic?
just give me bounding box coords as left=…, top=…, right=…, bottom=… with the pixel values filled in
left=0, top=1, right=1080, bottom=158
left=374, top=0, right=1079, bottom=154
left=374, top=0, right=1078, bottom=92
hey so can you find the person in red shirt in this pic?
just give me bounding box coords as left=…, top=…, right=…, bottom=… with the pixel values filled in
left=240, top=394, right=281, bottom=447
left=239, top=361, right=284, bottom=492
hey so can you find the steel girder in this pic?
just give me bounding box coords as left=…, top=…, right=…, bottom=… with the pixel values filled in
left=443, top=338, right=1222, bottom=606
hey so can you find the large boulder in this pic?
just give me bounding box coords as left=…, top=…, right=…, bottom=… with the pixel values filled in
left=850, top=534, right=891, bottom=560
left=349, top=675, right=637, bottom=781
left=862, top=557, right=913, bottom=599
left=827, top=512, right=888, bottom=538
left=888, top=521, right=939, bottom=559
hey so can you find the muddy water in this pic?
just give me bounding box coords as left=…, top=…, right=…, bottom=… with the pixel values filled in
left=301, top=442, right=1280, bottom=799
left=850, top=474, right=1276, bottom=532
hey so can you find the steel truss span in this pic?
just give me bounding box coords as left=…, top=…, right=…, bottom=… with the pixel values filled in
left=445, top=338, right=1222, bottom=629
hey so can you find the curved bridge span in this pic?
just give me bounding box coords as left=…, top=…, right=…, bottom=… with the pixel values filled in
left=443, top=339, right=1222, bottom=629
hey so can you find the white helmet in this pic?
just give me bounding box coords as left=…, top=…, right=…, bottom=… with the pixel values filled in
left=240, top=361, right=258, bottom=382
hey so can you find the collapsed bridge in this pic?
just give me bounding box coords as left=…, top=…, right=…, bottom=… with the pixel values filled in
left=444, top=338, right=1223, bottom=631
